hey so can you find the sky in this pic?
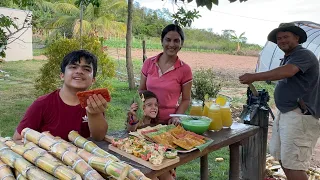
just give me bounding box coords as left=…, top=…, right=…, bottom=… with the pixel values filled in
left=135, top=0, right=320, bottom=46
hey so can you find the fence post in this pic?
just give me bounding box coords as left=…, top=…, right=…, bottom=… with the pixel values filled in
left=142, top=40, right=146, bottom=62
left=240, top=88, right=269, bottom=180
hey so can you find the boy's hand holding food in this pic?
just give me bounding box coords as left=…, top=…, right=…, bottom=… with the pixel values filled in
left=86, top=94, right=108, bottom=114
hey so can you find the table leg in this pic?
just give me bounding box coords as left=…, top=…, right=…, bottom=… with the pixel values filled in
left=200, top=154, right=209, bottom=180
left=229, top=142, right=240, bottom=180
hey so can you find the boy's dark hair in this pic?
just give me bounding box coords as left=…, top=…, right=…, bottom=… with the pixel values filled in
left=60, top=50, right=98, bottom=77
left=161, top=24, right=185, bottom=45
left=140, top=90, right=158, bottom=102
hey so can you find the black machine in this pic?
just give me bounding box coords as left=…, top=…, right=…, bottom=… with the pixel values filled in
left=240, top=87, right=275, bottom=127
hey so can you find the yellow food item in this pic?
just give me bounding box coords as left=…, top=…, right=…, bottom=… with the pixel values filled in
left=215, top=158, right=224, bottom=162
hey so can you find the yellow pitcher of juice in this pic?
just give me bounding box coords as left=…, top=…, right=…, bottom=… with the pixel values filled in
left=216, top=95, right=227, bottom=106
left=221, top=102, right=232, bottom=128
left=202, top=98, right=213, bottom=117
left=208, top=103, right=223, bottom=131
left=189, top=100, right=203, bottom=116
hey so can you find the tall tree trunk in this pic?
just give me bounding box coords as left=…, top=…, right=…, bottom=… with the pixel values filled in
left=126, top=0, right=135, bottom=90
left=79, top=1, right=83, bottom=49
left=237, top=42, right=240, bottom=52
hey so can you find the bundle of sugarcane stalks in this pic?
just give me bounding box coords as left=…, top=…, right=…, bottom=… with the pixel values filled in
left=0, top=128, right=151, bottom=180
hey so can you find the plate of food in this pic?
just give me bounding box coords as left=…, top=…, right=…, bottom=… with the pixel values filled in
left=129, top=125, right=213, bottom=153
left=109, top=136, right=179, bottom=170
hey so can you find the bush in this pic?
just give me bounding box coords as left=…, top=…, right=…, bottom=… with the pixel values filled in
left=191, top=69, right=221, bottom=103
left=35, top=36, right=115, bottom=96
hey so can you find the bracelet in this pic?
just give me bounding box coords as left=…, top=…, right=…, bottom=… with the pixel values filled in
left=129, top=115, right=139, bottom=125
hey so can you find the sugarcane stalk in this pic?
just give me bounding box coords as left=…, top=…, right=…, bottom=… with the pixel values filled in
left=9, top=143, right=81, bottom=180
left=0, top=142, right=56, bottom=180
left=77, top=149, right=129, bottom=180
left=0, top=159, right=15, bottom=180
left=0, top=137, right=15, bottom=147
left=69, top=131, right=151, bottom=180
left=22, top=128, right=104, bottom=180
left=124, top=164, right=151, bottom=180
left=22, top=128, right=56, bottom=151
left=14, top=169, right=27, bottom=180
left=24, top=142, right=63, bottom=164
left=68, top=131, right=119, bottom=161
left=42, top=132, right=77, bottom=152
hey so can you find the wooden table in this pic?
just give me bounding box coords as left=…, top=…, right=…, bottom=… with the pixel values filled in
left=93, top=122, right=259, bottom=180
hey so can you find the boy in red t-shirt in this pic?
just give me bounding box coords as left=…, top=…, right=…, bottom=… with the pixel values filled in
left=13, top=50, right=108, bottom=142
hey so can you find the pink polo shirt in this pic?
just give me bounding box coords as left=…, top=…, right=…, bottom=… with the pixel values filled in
left=142, top=53, right=192, bottom=123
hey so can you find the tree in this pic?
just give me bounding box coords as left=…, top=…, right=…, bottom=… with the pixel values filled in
left=222, top=29, right=235, bottom=39
left=45, top=0, right=127, bottom=40
left=126, top=0, right=135, bottom=89
left=230, top=31, right=247, bottom=52
left=171, top=0, right=248, bottom=27
left=175, top=0, right=248, bottom=10
left=172, top=8, right=201, bottom=27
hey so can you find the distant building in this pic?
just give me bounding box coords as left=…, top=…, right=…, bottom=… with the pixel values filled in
left=1, top=7, right=33, bottom=61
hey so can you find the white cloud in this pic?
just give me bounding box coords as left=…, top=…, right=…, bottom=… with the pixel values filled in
left=135, top=0, right=320, bottom=46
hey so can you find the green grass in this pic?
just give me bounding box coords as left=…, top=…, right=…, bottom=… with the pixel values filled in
left=0, top=60, right=47, bottom=137
left=104, top=38, right=260, bottom=55
left=33, top=48, right=46, bottom=56
left=0, top=59, right=230, bottom=179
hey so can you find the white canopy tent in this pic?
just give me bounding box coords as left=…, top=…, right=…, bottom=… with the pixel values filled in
left=256, top=21, right=320, bottom=73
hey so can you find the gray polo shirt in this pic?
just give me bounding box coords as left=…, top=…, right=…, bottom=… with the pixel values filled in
left=274, top=45, right=320, bottom=118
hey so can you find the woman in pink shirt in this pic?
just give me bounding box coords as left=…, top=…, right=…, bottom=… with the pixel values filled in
left=139, top=24, right=193, bottom=125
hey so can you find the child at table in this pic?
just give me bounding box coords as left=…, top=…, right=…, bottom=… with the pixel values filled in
left=126, top=90, right=175, bottom=180
left=126, top=90, right=158, bottom=132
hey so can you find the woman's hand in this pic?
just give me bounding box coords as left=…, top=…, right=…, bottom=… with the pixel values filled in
left=168, top=117, right=181, bottom=126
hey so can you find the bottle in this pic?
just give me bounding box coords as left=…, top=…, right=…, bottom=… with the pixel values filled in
left=221, top=102, right=232, bottom=128
left=189, top=100, right=203, bottom=116
left=207, top=103, right=223, bottom=131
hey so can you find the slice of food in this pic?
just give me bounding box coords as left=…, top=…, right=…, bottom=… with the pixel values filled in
left=165, top=150, right=177, bottom=159
left=173, top=138, right=196, bottom=150
left=76, top=88, right=111, bottom=108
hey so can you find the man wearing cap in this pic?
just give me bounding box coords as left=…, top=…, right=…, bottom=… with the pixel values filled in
left=239, top=23, right=320, bottom=180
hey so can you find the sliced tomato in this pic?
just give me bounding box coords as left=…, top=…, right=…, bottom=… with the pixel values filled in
left=141, top=152, right=151, bottom=161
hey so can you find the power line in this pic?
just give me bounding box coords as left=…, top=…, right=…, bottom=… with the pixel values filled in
left=209, top=9, right=281, bottom=23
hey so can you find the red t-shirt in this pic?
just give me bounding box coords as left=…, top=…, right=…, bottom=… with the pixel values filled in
left=16, top=90, right=90, bottom=140
left=142, top=53, right=193, bottom=123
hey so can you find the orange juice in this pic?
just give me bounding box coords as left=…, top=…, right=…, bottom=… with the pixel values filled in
left=221, top=104, right=232, bottom=128
left=189, top=100, right=203, bottom=116
left=202, top=101, right=212, bottom=117
left=207, top=104, right=222, bottom=131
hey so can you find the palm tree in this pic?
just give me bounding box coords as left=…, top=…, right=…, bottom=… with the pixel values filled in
left=43, top=0, right=127, bottom=39
left=230, top=31, right=247, bottom=52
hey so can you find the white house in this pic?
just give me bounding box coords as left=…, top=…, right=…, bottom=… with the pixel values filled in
left=1, top=7, right=33, bottom=61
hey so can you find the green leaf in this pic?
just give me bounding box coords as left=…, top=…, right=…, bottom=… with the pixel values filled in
left=206, top=0, right=213, bottom=10
left=212, top=0, right=219, bottom=5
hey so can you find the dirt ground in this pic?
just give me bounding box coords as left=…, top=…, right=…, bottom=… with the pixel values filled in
left=34, top=48, right=320, bottom=167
